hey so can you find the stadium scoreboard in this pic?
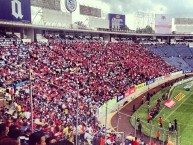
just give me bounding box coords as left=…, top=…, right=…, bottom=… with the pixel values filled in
left=31, top=0, right=61, bottom=10
left=175, top=18, right=193, bottom=25
left=79, top=5, right=101, bottom=18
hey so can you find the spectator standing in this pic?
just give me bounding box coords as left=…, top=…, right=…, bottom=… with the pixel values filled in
left=165, top=93, right=169, bottom=100
left=84, top=130, right=93, bottom=144
left=8, top=125, right=21, bottom=140
left=171, top=124, right=174, bottom=132
left=146, top=95, right=150, bottom=102
left=174, top=119, right=177, bottom=131
left=92, top=135, right=100, bottom=145
left=106, top=136, right=114, bottom=145
left=0, top=123, right=7, bottom=140
left=141, top=96, right=145, bottom=104
left=168, top=122, right=172, bottom=131
left=147, top=113, right=151, bottom=123
left=147, top=102, right=150, bottom=113
left=156, top=130, right=160, bottom=141
left=132, top=137, right=139, bottom=145
left=133, top=104, right=135, bottom=112
left=158, top=117, right=163, bottom=128
left=100, top=136, right=105, bottom=145
left=162, top=94, right=165, bottom=100
left=29, top=131, right=46, bottom=145
left=138, top=122, right=142, bottom=134
left=80, top=123, right=86, bottom=143
left=125, top=138, right=131, bottom=145
left=7, top=93, right=12, bottom=107
left=139, top=135, right=145, bottom=145
left=136, top=117, right=140, bottom=123
left=0, top=137, right=19, bottom=145
left=67, top=128, right=74, bottom=143
left=46, top=136, right=57, bottom=145
left=115, top=136, right=122, bottom=145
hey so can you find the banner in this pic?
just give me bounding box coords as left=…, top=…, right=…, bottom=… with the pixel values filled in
left=109, top=13, right=125, bottom=29
left=135, top=83, right=146, bottom=91
left=170, top=71, right=183, bottom=76
left=183, top=70, right=192, bottom=73
left=0, top=0, right=31, bottom=23
left=174, top=93, right=185, bottom=101
left=0, top=38, right=21, bottom=46
left=155, top=76, right=164, bottom=81
left=146, top=79, right=155, bottom=86
left=124, top=86, right=136, bottom=97
left=155, top=14, right=172, bottom=34
left=164, top=74, right=171, bottom=78
left=164, top=100, right=176, bottom=108
left=117, top=86, right=136, bottom=102
left=117, top=95, right=124, bottom=102
left=15, top=81, right=27, bottom=88
left=129, top=86, right=136, bottom=94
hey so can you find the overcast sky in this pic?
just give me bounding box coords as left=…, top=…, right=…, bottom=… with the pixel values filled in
left=64, top=0, right=193, bottom=29
left=98, top=0, right=193, bottom=17
left=31, top=0, right=193, bottom=30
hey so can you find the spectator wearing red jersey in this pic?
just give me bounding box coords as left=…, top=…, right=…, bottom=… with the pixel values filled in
left=132, top=137, right=139, bottom=145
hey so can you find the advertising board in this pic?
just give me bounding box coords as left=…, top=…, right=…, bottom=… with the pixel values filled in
left=0, top=0, right=31, bottom=23
left=109, top=13, right=125, bottom=29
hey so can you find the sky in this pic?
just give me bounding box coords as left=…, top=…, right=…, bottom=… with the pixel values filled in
left=65, top=0, right=193, bottom=29
left=97, top=0, right=193, bottom=17
left=33, top=0, right=193, bottom=30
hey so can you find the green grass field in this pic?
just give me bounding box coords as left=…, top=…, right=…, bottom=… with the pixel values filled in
left=130, top=81, right=193, bottom=145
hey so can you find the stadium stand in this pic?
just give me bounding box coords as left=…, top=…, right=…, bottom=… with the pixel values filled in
left=0, top=32, right=19, bottom=39
left=147, top=44, right=193, bottom=71
left=163, top=57, right=192, bottom=71
left=0, top=40, right=177, bottom=144
left=174, top=44, right=193, bottom=57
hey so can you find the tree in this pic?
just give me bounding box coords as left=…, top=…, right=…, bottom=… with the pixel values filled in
left=74, top=21, right=87, bottom=29
left=136, top=25, right=154, bottom=34
left=136, top=28, right=142, bottom=33
left=145, top=25, right=154, bottom=33
left=124, top=25, right=130, bottom=30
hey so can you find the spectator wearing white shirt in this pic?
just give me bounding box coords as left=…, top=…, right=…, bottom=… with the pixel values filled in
left=84, top=130, right=93, bottom=144
left=106, top=136, right=114, bottom=145
left=86, top=125, right=93, bottom=134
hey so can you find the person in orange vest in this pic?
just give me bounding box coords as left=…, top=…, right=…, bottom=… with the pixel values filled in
left=156, top=130, right=161, bottom=141
left=147, top=113, right=151, bottom=123
left=100, top=135, right=105, bottom=145
left=158, top=117, right=163, bottom=128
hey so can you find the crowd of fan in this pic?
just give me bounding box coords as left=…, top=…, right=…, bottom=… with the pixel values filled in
left=43, top=34, right=59, bottom=40
left=0, top=41, right=177, bottom=145
left=0, top=32, right=19, bottom=39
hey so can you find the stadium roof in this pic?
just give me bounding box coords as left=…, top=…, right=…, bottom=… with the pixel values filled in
left=1, top=20, right=193, bottom=37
